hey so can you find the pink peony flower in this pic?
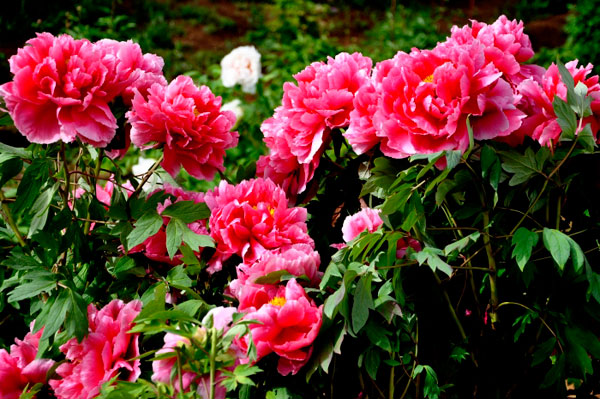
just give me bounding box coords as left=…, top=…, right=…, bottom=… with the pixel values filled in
left=259, top=52, right=372, bottom=197
left=368, top=41, right=524, bottom=158
left=341, top=207, right=383, bottom=242
left=204, top=178, right=313, bottom=272
left=0, top=33, right=165, bottom=148
left=95, top=39, right=166, bottom=106
left=440, top=16, right=535, bottom=81
left=396, top=237, right=422, bottom=259
left=127, top=75, right=238, bottom=180
left=235, top=279, right=322, bottom=375
left=236, top=244, right=322, bottom=287
left=515, top=60, right=600, bottom=147
left=129, top=184, right=208, bottom=265
left=50, top=300, right=142, bottom=399
left=0, top=325, right=55, bottom=399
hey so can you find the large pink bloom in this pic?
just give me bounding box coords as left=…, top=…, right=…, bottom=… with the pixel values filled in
left=129, top=184, right=208, bottom=266
left=515, top=60, right=600, bottom=147
left=235, top=279, right=322, bottom=376
left=367, top=41, right=524, bottom=158
left=235, top=243, right=321, bottom=287
left=0, top=33, right=165, bottom=148
left=0, top=326, right=55, bottom=399
left=258, top=52, right=372, bottom=197
left=204, top=178, right=313, bottom=272
left=342, top=207, right=383, bottom=242
left=50, top=299, right=142, bottom=399
left=440, top=15, right=535, bottom=82
left=127, top=75, right=238, bottom=180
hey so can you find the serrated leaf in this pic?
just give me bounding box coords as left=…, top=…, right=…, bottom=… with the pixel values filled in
left=512, top=228, right=539, bottom=271
left=499, top=148, right=541, bottom=186
left=542, top=228, right=570, bottom=270
left=126, top=211, right=163, bottom=250
left=161, top=201, right=210, bottom=223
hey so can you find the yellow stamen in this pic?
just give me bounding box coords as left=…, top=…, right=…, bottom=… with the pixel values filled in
left=269, top=296, right=286, bottom=307
left=423, top=74, right=434, bottom=83
left=269, top=207, right=275, bottom=216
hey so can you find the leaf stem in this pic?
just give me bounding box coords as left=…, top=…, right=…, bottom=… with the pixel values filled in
left=209, top=327, right=217, bottom=399
left=0, top=190, right=25, bottom=246
left=83, top=149, right=104, bottom=235
left=132, top=154, right=164, bottom=198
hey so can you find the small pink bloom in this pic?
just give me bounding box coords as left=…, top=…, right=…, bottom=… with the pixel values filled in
left=204, top=178, right=313, bottom=272
left=396, top=237, right=422, bottom=259
left=0, top=325, right=55, bottom=399
left=341, top=208, right=383, bottom=243
left=236, top=279, right=322, bottom=376
left=236, top=244, right=321, bottom=287
left=127, top=75, right=238, bottom=180
left=50, top=300, right=142, bottom=399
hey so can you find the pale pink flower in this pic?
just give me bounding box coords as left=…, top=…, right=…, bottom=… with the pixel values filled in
left=342, top=208, right=383, bottom=243
left=220, top=46, right=261, bottom=94
left=370, top=42, right=524, bottom=158
left=515, top=60, right=600, bottom=147
left=236, top=244, right=321, bottom=287
left=0, top=325, right=55, bottom=399
left=127, top=75, right=239, bottom=180
left=259, top=52, right=372, bottom=197
left=50, top=300, right=142, bottom=399
left=235, top=279, right=322, bottom=375
left=204, top=178, right=313, bottom=272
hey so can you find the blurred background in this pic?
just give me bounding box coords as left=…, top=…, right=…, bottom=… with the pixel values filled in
left=0, top=0, right=596, bottom=190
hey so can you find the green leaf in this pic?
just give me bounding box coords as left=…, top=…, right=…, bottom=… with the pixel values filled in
left=41, top=289, right=70, bottom=340
left=66, top=289, right=89, bottom=341
left=541, top=354, right=565, bottom=388
left=28, top=183, right=58, bottom=238
left=577, top=124, right=596, bottom=152
left=512, top=228, right=539, bottom=271
left=481, top=145, right=501, bottom=191
left=0, top=157, right=22, bottom=188
left=443, top=232, right=480, bottom=256
left=381, top=185, right=412, bottom=215
left=364, top=348, right=380, bottom=380
left=553, top=96, right=577, bottom=139
left=14, top=159, right=50, bottom=216
left=160, top=201, right=210, bottom=223
left=126, top=211, right=163, bottom=250
left=567, top=237, right=585, bottom=273
left=352, top=274, right=373, bottom=333
left=0, top=141, right=30, bottom=159
left=413, top=247, right=453, bottom=277
left=8, top=275, right=56, bottom=302
left=167, top=265, right=192, bottom=288
left=542, top=228, right=571, bottom=270
left=499, top=148, right=542, bottom=186
left=113, top=256, right=137, bottom=276
left=444, top=150, right=461, bottom=170
left=557, top=60, right=575, bottom=93
left=254, top=270, right=295, bottom=285
left=165, top=218, right=184, bottom=259
left=531, top=338, right=556, bottom=366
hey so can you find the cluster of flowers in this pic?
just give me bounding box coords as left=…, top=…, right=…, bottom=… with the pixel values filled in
left=0, top=300, right=142, bottom=399
left=0, top=33, right=239, bottom=181
left=258, top=16, right=600, bottom=201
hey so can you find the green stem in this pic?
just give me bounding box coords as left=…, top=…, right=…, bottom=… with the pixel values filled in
left=132, top=154, right=164, bottom=198
left=83, top=149, right=104, bottom=235
left=209, top=327, right=217, bottom=399
left=481, top=207, right=498, bottom=325
left=389, top=353, right=395, bottom=399
left=0, top=191, right=25, bottom=246
left=509, top=138, right=579, bottom=236
left=60, top=142, right=70, bottom=209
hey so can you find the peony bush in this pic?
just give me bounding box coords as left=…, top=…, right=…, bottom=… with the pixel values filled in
left=0, top=15, right=599, bottom=399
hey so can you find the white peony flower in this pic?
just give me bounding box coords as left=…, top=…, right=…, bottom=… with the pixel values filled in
left=221, top=99, right=244, bottom=126
left=220, top=46, right=261, bottom=94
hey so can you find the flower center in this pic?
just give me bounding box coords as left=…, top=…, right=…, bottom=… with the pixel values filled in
left=269, top=296, right=286, bottom=307
left=423, top=74, right=434, bottom=83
